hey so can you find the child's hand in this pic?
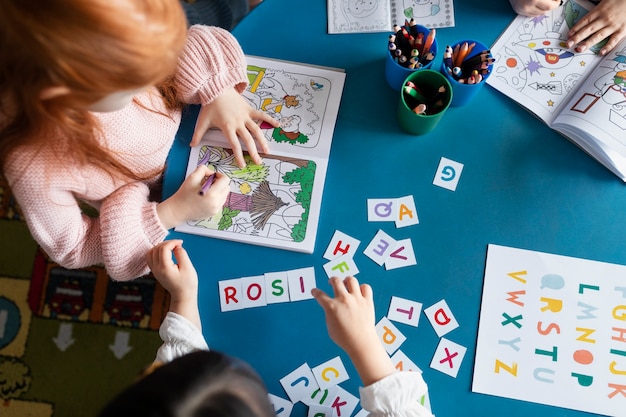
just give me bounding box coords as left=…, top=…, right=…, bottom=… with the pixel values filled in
left=157, top=164, right=229, bottom=230
left=509, top=0, right=561, bottom=16
left=147, top=239, right=198, bottom=297
left=312, top=276, right=378, bottom=355
left=190, top=87, right=280, bottom=168
left=567, top=0, right=626, bottom=55
left=147, top=240, right=201, bottom=329
left=312, top=276, right=396, bottom=386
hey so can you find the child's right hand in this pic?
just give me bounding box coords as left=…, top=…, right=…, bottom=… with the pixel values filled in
left=567, top=0, right=626, bottom=55
left=157, top=164, right=230, bottom=230
left=312, top=276, right=378, bottom=356
left=312, top=276, right=396, bottom=386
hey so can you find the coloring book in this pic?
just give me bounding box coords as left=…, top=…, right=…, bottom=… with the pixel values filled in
left=175, top=56, right=345, bottom=253
left=473, top=244, right=626, bottom=416
left=487, top=0, right=626, bottom=181
left=326, top=0, right=455, bottom=34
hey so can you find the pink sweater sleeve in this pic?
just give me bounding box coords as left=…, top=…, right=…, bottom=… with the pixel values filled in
left=99, top=182, right=169, bottom=280
left=175, top=25, right=249, bottom=104
left=4, top=151, right=168, bottom=281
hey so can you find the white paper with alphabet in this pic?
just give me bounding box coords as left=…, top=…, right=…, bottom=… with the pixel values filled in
left=472, top=244, right=626, bottom=416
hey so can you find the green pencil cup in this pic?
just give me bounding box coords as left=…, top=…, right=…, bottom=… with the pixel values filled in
left=397, top=69, right=452, bottom=135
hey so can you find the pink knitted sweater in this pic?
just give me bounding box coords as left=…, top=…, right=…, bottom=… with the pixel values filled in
left=4, top=25, right=248, bottom=281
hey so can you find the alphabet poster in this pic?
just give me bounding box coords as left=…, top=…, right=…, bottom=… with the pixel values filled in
left=472, top=244, right=626, bottom=416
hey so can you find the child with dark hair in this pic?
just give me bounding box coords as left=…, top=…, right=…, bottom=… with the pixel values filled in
left=99, top=239, right=434, bottom=417
left=99, top=240, right=432, bottom=417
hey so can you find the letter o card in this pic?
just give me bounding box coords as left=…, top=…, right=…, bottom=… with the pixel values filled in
left=424, top=299, right=459, bottom=337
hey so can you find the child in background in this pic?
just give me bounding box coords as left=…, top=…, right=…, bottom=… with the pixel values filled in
left=97, top=239, right=434, bottom=417
left=0, top=1, right=279, bottom=281
left=509, top=0, right=626, bottom=55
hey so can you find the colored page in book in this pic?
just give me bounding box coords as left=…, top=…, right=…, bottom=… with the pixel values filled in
left=176, top=143, right=327, bottom=253
left=552, top=42, right=626, bottom=158
left=473, top=244, right=626, bottom=417
left=389, top=0, right=455, bottom=29
left=487, top=0, right=602, bottom=124
left=230, top=56, right=345, bottom=160
left=176, top=57, right=344, bottom=252
left=327, top=0, right=391, bottom=34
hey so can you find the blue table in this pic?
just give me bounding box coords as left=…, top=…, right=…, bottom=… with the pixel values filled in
left=164, top=1, right=622, bottom=416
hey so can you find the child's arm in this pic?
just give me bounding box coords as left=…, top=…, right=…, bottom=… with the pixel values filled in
left=509, top=0, right=562, bottom=17
left=176, top=25, right=280, bottom=168
left=147, top=239, right=201, bottom=330
left=311, top=276, right=396, bottom=386
left=567, top=0, right=626, bottom=55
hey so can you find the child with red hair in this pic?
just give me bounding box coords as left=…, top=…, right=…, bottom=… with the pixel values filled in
left=0, top=0, right=278, bottom=280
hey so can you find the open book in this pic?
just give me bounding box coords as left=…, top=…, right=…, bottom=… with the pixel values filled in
left=175, top=56, right=345, bottom=253
left=487, top=0, right=626, bottom=181
left=326, top=0, right=455, bottom=34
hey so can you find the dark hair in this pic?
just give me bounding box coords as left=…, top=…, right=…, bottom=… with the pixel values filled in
left=98, top=351, right=276, bottom=417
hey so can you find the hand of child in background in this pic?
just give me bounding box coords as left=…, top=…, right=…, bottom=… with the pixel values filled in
left=190, top=87, right=280, bottom=168
left=567, top=0, right=626, bottom=55
left=509, top=0, right=562, bottom=17
left=157, top=164, right=229, bottom=230
left=147, top=239, right=201, bottom=329
left=312, top=276, right=396, bottom=386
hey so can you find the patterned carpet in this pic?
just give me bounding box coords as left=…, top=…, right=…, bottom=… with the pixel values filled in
left=0, top=175, right=166, bottom=417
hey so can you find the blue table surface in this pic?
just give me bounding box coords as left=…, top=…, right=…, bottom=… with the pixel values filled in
left=163, top=1, right=623, bottom=416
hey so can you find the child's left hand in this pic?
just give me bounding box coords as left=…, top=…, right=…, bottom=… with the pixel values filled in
left=567, top=0, right=626, bottom=55
left=190, top=87, right=280, bottom=168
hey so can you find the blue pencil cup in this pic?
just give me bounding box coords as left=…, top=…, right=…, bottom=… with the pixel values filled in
left=440, top=39, right=492, bottom=107
left=385, top=24, right=438, bottom=91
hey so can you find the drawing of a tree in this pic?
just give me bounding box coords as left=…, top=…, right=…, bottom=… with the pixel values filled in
left=222, top=181, right=288, bottom=231
left=0, top=357, right=31, bottom=406
left=283, top=161, right=316, bottom=242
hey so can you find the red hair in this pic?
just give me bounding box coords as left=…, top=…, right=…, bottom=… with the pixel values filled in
left=0, top=0, right=188, bottom=179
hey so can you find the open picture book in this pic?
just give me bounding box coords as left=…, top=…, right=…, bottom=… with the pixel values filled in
left=487, top=0, right=626, bottom=181
left=175, top=56, right=345, bottom=253
left=326, top=0, right=455, bottom=34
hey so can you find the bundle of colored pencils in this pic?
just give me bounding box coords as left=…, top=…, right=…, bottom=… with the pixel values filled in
left=443, top=42, right=495, bottom=84
left=388, top=19, right=436, bottom=69
left=403, top=80, right=447, bottom=115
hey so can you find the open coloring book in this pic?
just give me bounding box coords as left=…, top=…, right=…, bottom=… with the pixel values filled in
left=487, top=0, right=626, bottom=181
left=327, top=0, right=455, bottom=34
left=175, top=56, right=345, bottom=253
